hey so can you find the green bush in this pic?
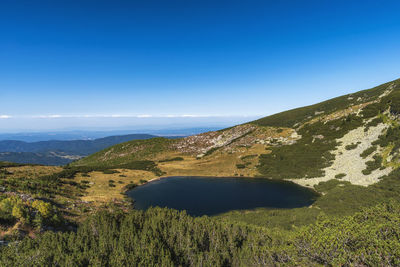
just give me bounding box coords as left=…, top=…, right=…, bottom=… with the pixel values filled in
left=102, top=169, right=120, bottom=174
left=335, top=173, right=346, bottom=179
left=159, top=157, right=184, bottom=162
left=0, top=196, right=61, bottom=228
left=240, top=154, right=257, bottom=160
left=236, top=164, right=246, bottom=169
left=345, top=143, right=358, bottom=150
left=362, top=154, right=383, bottom=175
left=122, top=183, right=137, bottom=191
left=360, top=146, right=377, bottom=158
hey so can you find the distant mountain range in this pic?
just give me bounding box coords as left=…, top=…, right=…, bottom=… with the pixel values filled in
left=0, top=127, right=224, bottom=142
left=0, top=134, right=163, bottom=165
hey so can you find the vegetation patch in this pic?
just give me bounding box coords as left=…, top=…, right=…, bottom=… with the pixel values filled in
left=159, top=157, right=184, bottom=162
left=0, top=195, right=62, bottom=230
left=0, top=161, right=29, bottom=168
left=203, top=147, right=219, bottom=157
left=345, top=142, right=359, bottom=150
left=236, top=164, right=246, bottom=169
left=0, top=169, right=73, bottom=198
left=122, top=183, right=137, bottom=191
left=102, top=169, right=120, bottom=174
left=335, top=173, right=346, bottom=179
left=240, top=154, right=257, bottom=160
left=360, top=145, right=377, bottom=158
left=69, top=160, right=164, bottom=176
left=364, top=116, right=384, bottom=131
left=362, top=154, right=383, bottom=175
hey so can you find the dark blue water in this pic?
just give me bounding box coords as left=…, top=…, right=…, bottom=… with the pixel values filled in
left=126, top=176, right=318, bottom=216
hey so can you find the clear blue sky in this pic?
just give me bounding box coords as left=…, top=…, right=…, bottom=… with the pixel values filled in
left=1, top=0, right=400, bottom=131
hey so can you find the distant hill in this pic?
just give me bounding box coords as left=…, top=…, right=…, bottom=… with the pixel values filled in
left=0, top=134, right=158, bottom=165
left=0, top=152, right=74, bottom=166
left=0, top=127, right=222, bottom=142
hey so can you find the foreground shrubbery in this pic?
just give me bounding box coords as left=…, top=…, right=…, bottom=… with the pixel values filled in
left=0, top=172, right=65, bottom=198
left=1, top=201, right=399, bottom=266
left=0, top=195, right=62, bottom=228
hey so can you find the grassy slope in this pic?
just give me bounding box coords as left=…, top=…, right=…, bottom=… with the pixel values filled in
left=252, top=79, right=397, bottom=127
left=73, top=137, right=174, bottom=167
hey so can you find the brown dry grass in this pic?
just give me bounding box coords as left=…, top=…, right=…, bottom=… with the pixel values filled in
left=74, top=169, right=157, bottom=204
left=159, top=144, right=269, bottom=177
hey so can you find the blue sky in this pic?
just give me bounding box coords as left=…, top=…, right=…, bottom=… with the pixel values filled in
left=1, top=0, right=400, bottom=131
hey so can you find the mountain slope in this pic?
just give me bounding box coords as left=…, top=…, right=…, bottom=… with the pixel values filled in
left=74, top=78, right=400, bottom=185
left=252, top=79, right=394, bottom=127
